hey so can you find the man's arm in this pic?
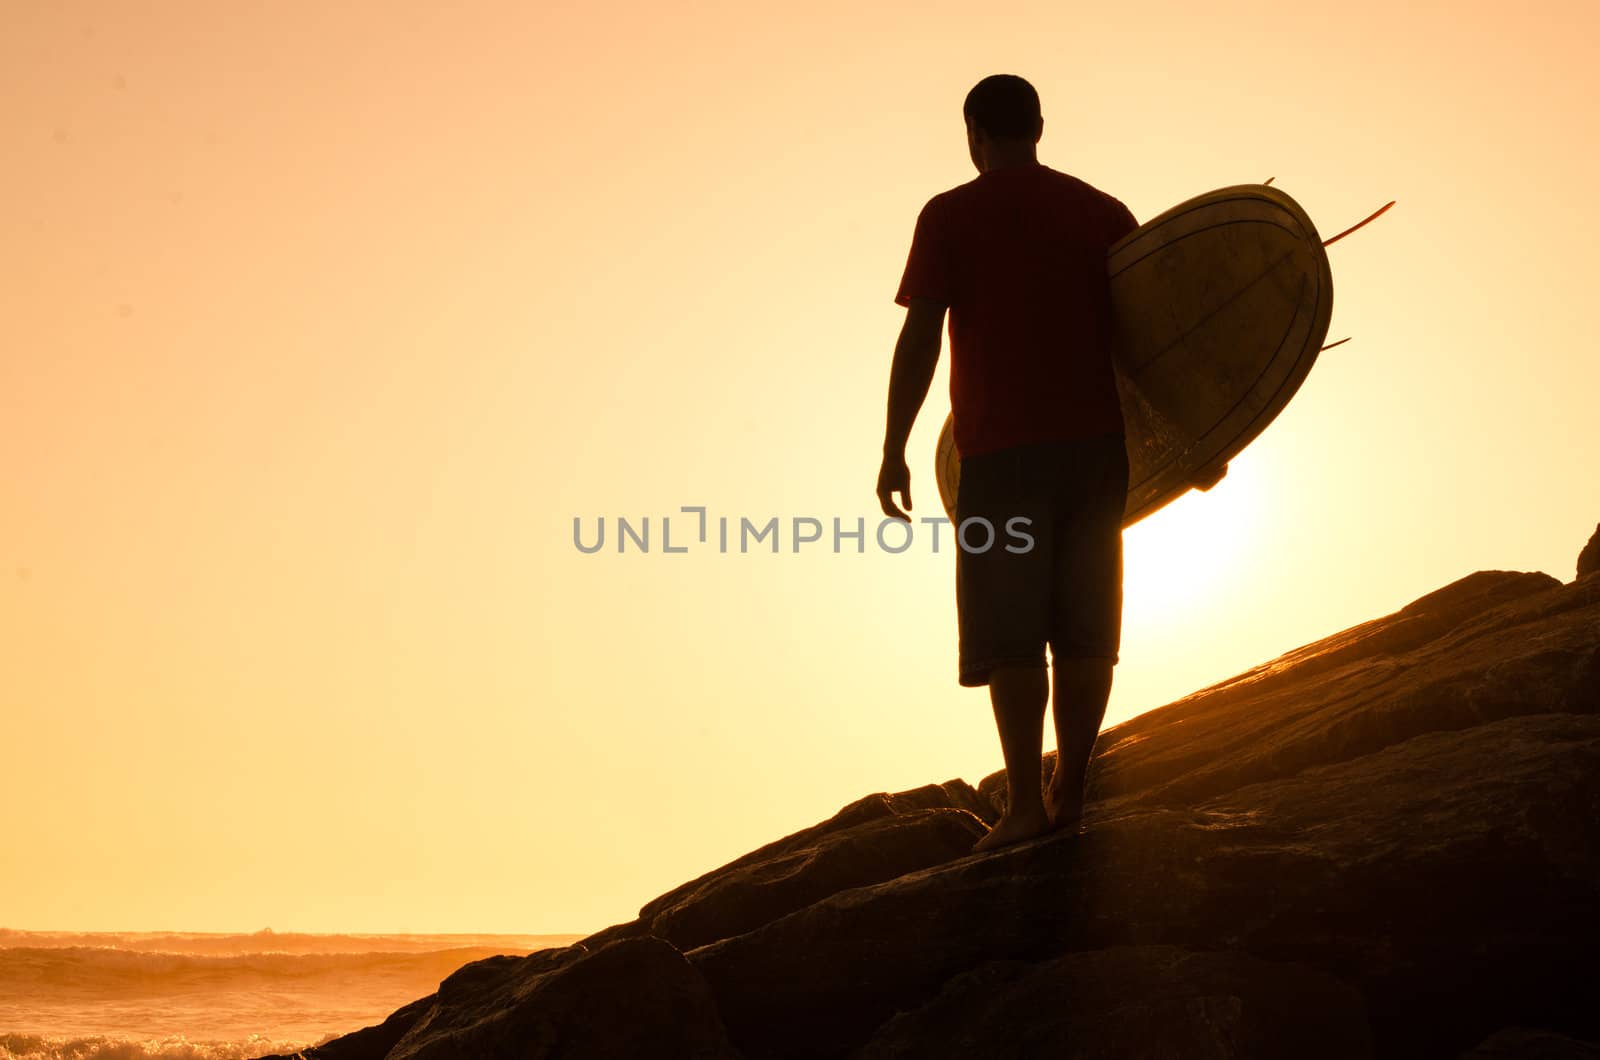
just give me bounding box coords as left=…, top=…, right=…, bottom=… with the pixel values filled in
left=877, top=296, right=946, bottom=521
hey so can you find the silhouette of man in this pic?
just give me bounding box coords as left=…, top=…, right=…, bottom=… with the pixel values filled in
left=876, top=74, right=1138, bottom=853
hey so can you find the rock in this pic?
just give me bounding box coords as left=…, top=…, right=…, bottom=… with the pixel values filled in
left=256, top=994, right=437, bottom=1060
left=1062, top=571, right=1598, bottom=817
left=1579, top=523, right=1600, bottom=579
left=383, top=936, right=738, bottom=1059
left=647, top=807, right=985, bottom=950
left=277, top=568, right=1600, bottom=1060
left=857, top=945, right=1373, bottom=1059
left=638, top=779, right=994, bottom=932
left=634, top=779, right=991, bottom=954
left=691, top=712, right=1600, bottom=1058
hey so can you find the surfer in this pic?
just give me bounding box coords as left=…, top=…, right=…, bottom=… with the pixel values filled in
left=876, top=74, right=1138, bottom=853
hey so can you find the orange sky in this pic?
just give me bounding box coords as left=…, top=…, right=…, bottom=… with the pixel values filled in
left=4, top=0, right=1597, bottom=935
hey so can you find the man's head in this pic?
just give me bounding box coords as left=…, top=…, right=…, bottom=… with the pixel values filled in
left=963, top=74, right=1043, bottom=173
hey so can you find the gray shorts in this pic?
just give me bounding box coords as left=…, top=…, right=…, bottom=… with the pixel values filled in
left=954, top=432, right=1128, bottom=688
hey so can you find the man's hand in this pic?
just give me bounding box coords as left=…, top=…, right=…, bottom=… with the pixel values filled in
left=877, top=452, right=913, bottom=521
left=876, top=298, right=944, bottom=522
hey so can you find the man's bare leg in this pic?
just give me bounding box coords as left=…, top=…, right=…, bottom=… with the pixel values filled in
left=972, top=664, right=1052, bottom=853
left=1045, top=657, right=1114, bottom=833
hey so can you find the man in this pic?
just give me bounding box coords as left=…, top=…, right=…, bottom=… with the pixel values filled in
left=876, top=74, right=1138, bottom=854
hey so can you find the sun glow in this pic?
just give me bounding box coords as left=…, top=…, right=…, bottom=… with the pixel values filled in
left=1123, top=455, right=1268, bottom=637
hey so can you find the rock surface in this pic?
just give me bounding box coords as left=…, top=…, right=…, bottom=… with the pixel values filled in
left=380, top=937, right=737, bottom=1060
left=259, top=569, right=1600, bottom=1060
left=1458, top=1027, right=1600, bottom=1059
left=856, top=945, right=1373, bottom=1059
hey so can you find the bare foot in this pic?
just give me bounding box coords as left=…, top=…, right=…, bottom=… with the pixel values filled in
left=972, top=808, right=1052, bottom=853
left=1045, top=769, right=1085, bottom=834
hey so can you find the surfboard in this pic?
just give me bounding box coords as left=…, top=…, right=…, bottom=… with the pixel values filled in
left=934, top=183, right=1333, bottom=527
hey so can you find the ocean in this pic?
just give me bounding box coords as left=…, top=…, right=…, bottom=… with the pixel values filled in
left=0, top=928, right=584, bottom=1059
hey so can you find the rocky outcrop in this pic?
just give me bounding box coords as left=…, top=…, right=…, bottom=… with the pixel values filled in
left=634, top=780, right=993, bottom=953
left=261, top=569, right=1600, bottom=1060
left=1579, top=523, right=1600, bottom=579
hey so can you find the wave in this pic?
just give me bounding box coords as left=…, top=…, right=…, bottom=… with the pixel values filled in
left=0, top=929, right=587, bottom=1050
left=0, top=929, right=586, bottom=1000
left=0, top=944, right=539, bottom=999
left=0, top=929, right=582, bottom=958
left=0, top=1031, right=326, bottom=1060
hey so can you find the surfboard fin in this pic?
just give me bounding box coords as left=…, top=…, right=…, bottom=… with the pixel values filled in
left=1321, top=337, right=1352, bottom=352
left=1323, top=200, right=1395, bottom=247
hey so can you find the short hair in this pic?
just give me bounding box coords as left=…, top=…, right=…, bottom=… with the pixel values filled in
left=963, top=75, right=1041, bottom=140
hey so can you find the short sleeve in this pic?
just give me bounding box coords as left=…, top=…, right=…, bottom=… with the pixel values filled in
left=894, top=198, right=953, bottom=308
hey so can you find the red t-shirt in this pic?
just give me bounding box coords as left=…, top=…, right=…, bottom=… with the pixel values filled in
left=895, top=162, right=1138, bottom=458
